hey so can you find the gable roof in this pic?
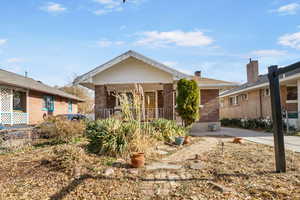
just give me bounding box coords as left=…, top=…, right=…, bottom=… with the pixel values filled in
left=73, top=50, right=190, bottom=85
left=0, top=68, right=83, bottom=101
left=74, top=50, right=239, bottom=89
left=220, top=62, right=300, bottom=97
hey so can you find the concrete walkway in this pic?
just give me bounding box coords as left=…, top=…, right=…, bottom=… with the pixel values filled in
left=191, top=127, right=300, bottom=153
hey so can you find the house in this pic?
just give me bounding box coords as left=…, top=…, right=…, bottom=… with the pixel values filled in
left=0, top=69, right=83, bottom=125
left=220, top=59, right=300, bottom=129
left=74, top=50, right=238, bottom=129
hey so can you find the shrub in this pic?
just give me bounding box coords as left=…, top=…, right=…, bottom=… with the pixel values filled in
left=176, top=79, right=200, bottom=126
left=151, top=118, right=187, bottom=142
left=35, top=116, right=86, bottom=143
left=86, top=118, right=126, bottom=156
left=86, top=118, right=187, bottom=157
left=51, top=144, right=89, bottom=173
left=221, top=118, right=274, bottom=132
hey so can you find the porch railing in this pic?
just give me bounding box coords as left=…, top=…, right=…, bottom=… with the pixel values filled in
left=0, top=112, right=28, bottom=125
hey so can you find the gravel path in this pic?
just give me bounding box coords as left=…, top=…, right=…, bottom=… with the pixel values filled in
left=140, top=137, right=219, bottom=198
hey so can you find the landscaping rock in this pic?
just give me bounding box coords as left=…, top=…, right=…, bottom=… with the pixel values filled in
left=155, top=150, right=169, bottom=155
left=127, top=168, right=139, bottom=175
left=208, top=182, right=234, bottom=193
left=104, top=168, right=114, bottom=176
left=189, top=161, right=203, bottom=170
left=146, top=162, right=182, bottom=170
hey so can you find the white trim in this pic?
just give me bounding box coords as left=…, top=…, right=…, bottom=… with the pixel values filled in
left=229, top=95, right=239, bottom=106
left=95, top=81, right=173, bottom=85
left=286, top=100, right=297, bottom=103
left=198, top=83, right=240, bottom=88
left=264, top=88, right=270, bottom=96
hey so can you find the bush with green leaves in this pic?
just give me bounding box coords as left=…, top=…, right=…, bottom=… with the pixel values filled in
left=86, top=118, right=188, bottom=157
left=86, top=118, right=127, bottom=156
left=220, top=118, right=280, bottom=132
left=176, top=79, right=200, bottom=126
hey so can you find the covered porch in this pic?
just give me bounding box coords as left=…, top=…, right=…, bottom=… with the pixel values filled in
left=0, top=86, right=29, bottom=125
left=95, top=83, right=176, bottom=121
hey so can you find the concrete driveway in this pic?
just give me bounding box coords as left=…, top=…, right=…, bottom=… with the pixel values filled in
left=191, top=127, right=300, bottom=153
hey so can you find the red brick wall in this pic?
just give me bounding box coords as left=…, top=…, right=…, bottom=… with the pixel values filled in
left=28, top=90, right=79, bottom=125
left=163, top=84, right=174, bottom=120
left=95, top=85, right=108, bottom=119
left=199, top=89, right=219, bottom=122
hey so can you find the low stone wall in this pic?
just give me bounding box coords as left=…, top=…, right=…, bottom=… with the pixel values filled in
left=0, top=127, right=36, bottom=152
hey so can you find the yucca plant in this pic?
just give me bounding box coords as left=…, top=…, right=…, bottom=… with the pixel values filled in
left=151, top=118, right=187, bottom=142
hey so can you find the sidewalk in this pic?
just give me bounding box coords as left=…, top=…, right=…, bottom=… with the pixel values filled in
left=191, top=127, right=300, bottom=153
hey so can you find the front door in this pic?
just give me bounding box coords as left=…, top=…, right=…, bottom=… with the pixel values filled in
left=144, top=92, right=156, bottom=120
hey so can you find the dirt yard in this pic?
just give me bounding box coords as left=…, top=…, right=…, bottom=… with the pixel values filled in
left=0, top=137, right=299, bottom=200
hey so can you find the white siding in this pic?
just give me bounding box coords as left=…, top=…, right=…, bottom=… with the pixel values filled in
left=92, top=57, right=173, bottom=84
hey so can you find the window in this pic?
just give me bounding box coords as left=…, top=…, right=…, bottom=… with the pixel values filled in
left=13, top=90, right=26, bottom=112
left=220, top=98, right=224, bottom=107
left=229, top=96, right=238, bottom=106
left=68, top=100, right=73, bottom=113
left=264, top=88, right=270, bottom=96
left=43, top=95, right=54, bottom=112
left=287, top=86, right=297, bottom=101
left=240, top=94, right=248, bottom=101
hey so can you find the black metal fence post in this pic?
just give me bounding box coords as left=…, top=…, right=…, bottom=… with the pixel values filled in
left=268, top=65, right=286, bottom=173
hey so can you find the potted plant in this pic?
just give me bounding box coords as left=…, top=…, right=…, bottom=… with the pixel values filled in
left=183, top=134, right=190, bottom=145
left=175, top=136, right=185, bottom=145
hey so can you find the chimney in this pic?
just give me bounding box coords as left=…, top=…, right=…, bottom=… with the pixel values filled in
left=194, top=71, right=201, bottom=77
left=247, top=59, right=259, bottom=83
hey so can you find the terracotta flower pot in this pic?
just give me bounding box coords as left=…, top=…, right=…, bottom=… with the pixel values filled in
left=131, top=153, right=145, bottom=168
left=233, top=137, right=243, bottom=144
left=183, top=136, right=190, bottom=145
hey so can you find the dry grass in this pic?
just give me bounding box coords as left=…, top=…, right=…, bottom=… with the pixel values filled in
left=35, top=116, right=86, bottom=143
left=0, top=139, right=299, bottom=200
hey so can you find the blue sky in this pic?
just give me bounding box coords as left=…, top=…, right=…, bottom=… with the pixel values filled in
left=1, top=0, right=300, bottom=86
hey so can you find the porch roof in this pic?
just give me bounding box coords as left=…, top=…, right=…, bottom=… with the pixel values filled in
left=0, top=69, right=83, bottom=101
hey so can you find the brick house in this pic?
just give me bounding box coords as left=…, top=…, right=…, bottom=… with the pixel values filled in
left=0, top=69, right=83, bottom=125
left=220, top=59, right=300, bottom=129
left=74, top=50, right=238, bottom=129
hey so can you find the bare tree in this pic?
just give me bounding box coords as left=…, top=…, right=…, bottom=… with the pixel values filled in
left=60, top=86, right=94, bottom=114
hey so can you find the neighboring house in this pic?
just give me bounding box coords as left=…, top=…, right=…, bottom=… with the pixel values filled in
left=74, top=50, right=238, bottom=129
left=0, top=69, right=83, bottom=125
left=220, top=60, right=300, bottom=129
